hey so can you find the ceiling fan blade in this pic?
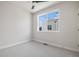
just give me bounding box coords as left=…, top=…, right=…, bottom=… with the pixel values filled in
left=31, top=1, right=48, bottom=9
left=32, top=1, right=47, bottom=3
left=32, top=5, right=35, bottom=9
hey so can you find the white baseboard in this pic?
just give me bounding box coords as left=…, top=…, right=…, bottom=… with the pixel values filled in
left=0, top=39, right=31, bottom=50
left=33, top=39, right=79, bottom=53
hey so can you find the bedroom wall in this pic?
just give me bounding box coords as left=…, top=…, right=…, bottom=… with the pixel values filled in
left=0, top=2, right=32, bottom=48
left=33, top=1, right=79, bottom=52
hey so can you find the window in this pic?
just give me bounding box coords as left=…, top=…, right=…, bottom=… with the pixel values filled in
left=37, top=9, right=60, bottom=32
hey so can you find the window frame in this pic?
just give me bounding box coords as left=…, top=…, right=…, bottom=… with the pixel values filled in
left=37, top=9, right=61, bottom=32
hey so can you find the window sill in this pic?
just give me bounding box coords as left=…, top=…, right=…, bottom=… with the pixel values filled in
left=37, top=31, right=60, bottom=32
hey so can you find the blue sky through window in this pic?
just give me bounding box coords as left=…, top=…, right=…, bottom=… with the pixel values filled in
left=39, top=15, right=46, bottom=26
left=39, top=11, right=59, bottom=26
left=48, top=12, right=58, bottom=20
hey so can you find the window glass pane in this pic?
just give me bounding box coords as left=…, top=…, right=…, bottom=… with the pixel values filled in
left=39, top=15, right=47, bottom=31
left=39, top=15, right=46, bottom=26
left=39, top=15, right=46, bottom=23
left=52, top=24, right=56, bottom=31
left=48, top=12, right=59, bottom=20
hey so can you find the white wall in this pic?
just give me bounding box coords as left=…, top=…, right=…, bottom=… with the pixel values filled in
left=33, top=2, right=79, bottom=52
left=0, top=2, right=32, bottom=48
left=77, top=4, right=79, bottom=49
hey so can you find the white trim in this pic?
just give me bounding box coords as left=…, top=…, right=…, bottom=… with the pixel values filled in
left=33, top=39, right=79, bottom=53
left=0, top=39, right=31, bottom=50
